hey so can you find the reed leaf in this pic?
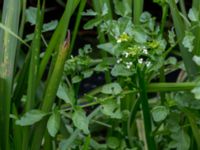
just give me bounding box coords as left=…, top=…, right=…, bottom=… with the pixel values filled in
left=0, top=0, right=21, bottom=149
left=21, top=1, right=44, bottom=150
left=168, top=0, right=199, bottom=78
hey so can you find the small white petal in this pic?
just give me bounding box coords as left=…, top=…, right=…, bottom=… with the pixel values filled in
left=138, top=58, right=143, bottom=64
left=117, top=39, right=122, bottom=43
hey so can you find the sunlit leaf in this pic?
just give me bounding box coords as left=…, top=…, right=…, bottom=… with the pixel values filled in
left=16, top=110, right=46, bottom=126
left=188, top=8, right=199, bottom=22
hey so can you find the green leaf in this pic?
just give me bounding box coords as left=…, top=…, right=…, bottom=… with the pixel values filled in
left=83, top=17, right=102, bottom=30
left=188, top=8, right=199, bottom=22
left=111, top=64, right=133, bottom=77
left=168, top=28, right=176, bottom=47
left=152, top=106, right=169, bottom=122
left=132, top=28, right=148, bottom=43
left=26, top=7, right=37, bottom=25
left=113, top=0, right=132, bottom=17
left=82, top=135, right=91, bottom=150
left=182, top=31, right=195, bottom=52
left=102, top=3, right=108, bottom=16
left=101, top=82, right=122, bottom=95
left=16, top=110, right=46, bottom=126
left=191, top=85, right=200, bottom=99
left=169, top=129, right=190, bottom=150
left=72, top=75, right=82, bottom=83
left=72, top=107, right=89, bottom=134
left=82, top=9, right=97, bottom=16
left=57, top=84, right=75, bottom=105
left=47, top=110, right=60, bottom=137
left=107, top=137, right=120, bottom=149
left=101, top=99, right=122, bottom=119
left=192, top=55, right=200, bottom=66
left=97, top=42, right=119, bottom=56
left=82, top=69, right=93, bottom=78
left=42, top=20, right=58, bottom=32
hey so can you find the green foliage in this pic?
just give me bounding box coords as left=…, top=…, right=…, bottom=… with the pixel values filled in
left=1, top=0, right=200, bottom=149
left=16, top=110, right=47, bottom=126
left=72, top=107, right=89, bottom=134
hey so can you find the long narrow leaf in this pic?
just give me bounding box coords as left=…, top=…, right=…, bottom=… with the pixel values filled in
left=30, top=33, right=71, bottom=150
left=168, top=1, right=199, bottom=78
left=22, top=1, right=45, bottom=150
left=0, top=0, right=21, bottom=149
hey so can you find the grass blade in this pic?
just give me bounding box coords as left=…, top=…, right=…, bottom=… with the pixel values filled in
left=133, top=0, right=144, bottom=24
left=21, top=1, right=45, bottom=150
left=137, top=67, right=156, bottom=150
left=69, top=0, right=87, bottom=54
left=37, top=0, right=80, bottom=83
left=168, top=0, right=199, bottom=78
left=30, top=33, right=71, bottom=150
left=0, top=0, right=21, bottom=149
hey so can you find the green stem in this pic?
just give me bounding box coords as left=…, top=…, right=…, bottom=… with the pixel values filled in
left=133, top=0, right=144, bottom=25
left=160, top=3, right=168, bottom=104
left=69, top=0, right=87, bottom=55
left=148, top=82, right=196, bottom=92
left=30, top=35, right=70, bottom=150
left=137, top=67, right=156, bottom=150
left=22, top=1, right=44, bottom=150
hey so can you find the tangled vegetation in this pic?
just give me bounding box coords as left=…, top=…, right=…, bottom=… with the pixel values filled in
left=0, top=0, right=200, bottom=150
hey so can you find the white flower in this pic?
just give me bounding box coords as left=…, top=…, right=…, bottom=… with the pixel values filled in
left=122, top=51, right=129, bottom=58
left=146, top=61, right=151, bottom=67
left=117, top=58, right=122, bottom=64
left=143, top=49, right=148, bottom=54
left=117, top=39, right=122, bottom=43
left=127, top=65, right=131, bottom=69
left=126, top=62, right=133, bottom=69
left=138, top=58, right=143, bottom=64
left=142, top=46, right=148, bottom=54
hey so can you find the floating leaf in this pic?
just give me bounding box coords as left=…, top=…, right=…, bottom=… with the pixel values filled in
left=47, top=110, right=60, bottom=137
left=152, top=106, right=169, bottom=122
left=16, top=110, right=46, bottom=126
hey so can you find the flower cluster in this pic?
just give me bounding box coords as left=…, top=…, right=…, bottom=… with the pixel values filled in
left=115, top=45, right=152, bottom=69
left=116, top=32, right=130, bottom=43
